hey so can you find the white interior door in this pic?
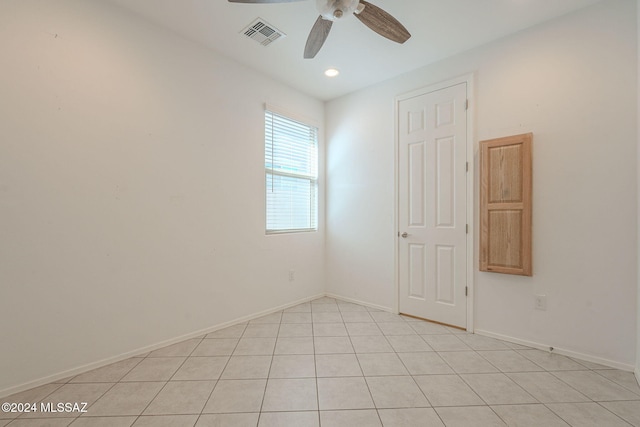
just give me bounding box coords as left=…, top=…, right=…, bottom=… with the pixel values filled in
left=398, top=82, right=468, bottom=329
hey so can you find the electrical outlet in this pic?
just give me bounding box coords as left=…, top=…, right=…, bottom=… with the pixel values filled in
left=534, top=295, right=547, bottom=311
left=288, top=270, right=295, bottom=282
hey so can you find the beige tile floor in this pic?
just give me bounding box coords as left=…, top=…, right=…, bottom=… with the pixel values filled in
left=2, top=297, right=640, bottom=426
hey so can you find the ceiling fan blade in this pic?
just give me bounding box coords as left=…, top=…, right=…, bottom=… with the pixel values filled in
left=354, top=0, right=411, bottom=44
left=228, top=0, right=305, bottom=3
left=304, top=16, right=333, bottom=59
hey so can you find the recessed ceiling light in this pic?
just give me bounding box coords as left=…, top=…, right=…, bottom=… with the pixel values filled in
left=324, top=68, right=340, bottom=77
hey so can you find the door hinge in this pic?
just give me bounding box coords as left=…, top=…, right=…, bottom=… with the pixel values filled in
left=466, top=224, right=469, bottom=234
left=465, top=99, right=469, bottom=110
left=465, top=286, right=468, bottom=297
left=466, top=162, right=469, bottom=172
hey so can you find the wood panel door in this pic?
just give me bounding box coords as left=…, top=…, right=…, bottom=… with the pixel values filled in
left=480, top=133, right=532, bottom=276
left=397, top=82, right=468, bottom=329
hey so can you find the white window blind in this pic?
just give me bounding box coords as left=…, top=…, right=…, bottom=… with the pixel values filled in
left=265, top=110, right=318, bottom=233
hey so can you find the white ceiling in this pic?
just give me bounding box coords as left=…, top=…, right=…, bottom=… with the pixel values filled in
left=109, top=0, right=603, bottom=101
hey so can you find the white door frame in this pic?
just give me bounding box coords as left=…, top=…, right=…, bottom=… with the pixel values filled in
left=393, top=74, right=475, bottom=332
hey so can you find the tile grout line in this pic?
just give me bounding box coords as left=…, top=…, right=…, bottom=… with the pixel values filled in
left=256, top=310, right=282, bottom=425
left=389, top=315, right=448, bottom=426
left=131, top=334, right=210, bottom=425
left=73, top=357, right=144, bottom=424
left=342, top=305, right=383, bottom=426
left=194, top=322, right=247, bottom=426
left=311, top=303, right=321, bottom=426
left=592, top=400, right=639, bottom=426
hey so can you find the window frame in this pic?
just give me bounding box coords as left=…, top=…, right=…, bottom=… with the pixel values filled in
left=264, top=106, right=319, bottom=235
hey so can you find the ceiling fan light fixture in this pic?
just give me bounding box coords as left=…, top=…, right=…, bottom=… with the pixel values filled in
left=324, top=68, right=340, bottom=77
left=228, top=0, right=410, bottom=59
left=316, top=0, right=360, bottom=21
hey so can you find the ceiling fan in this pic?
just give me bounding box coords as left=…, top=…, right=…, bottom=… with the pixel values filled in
left=228, top=0, right=411, bottom=59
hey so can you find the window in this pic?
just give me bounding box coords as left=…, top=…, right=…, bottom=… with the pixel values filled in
left=265, top=109, right=318, bottom=233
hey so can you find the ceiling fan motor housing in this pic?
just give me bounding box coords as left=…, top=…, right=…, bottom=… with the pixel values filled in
left=316, top=0, right=360, bottom=21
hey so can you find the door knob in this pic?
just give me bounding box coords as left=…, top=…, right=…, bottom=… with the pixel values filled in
left=401, top=232, right=409, bottom=238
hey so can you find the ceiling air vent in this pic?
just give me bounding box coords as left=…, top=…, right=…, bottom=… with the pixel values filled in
left=241, top=18, right=286, bottom=47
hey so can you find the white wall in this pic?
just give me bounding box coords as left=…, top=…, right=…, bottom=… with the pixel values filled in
left=0, top=0, right=325, bottom=394
left=326, top=0, right=637, bottom=368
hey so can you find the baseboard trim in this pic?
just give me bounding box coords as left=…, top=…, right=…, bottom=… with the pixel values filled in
left=324, top=293, right=392, bottom=313
left=6, top=294, right=634, bottom=398
left=475, top=329, right=635, bottom=372
left=0, top=293, right=324, bottom=399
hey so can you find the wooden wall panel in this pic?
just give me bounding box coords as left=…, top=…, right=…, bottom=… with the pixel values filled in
left=480, top=133, right=532, bottom=276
